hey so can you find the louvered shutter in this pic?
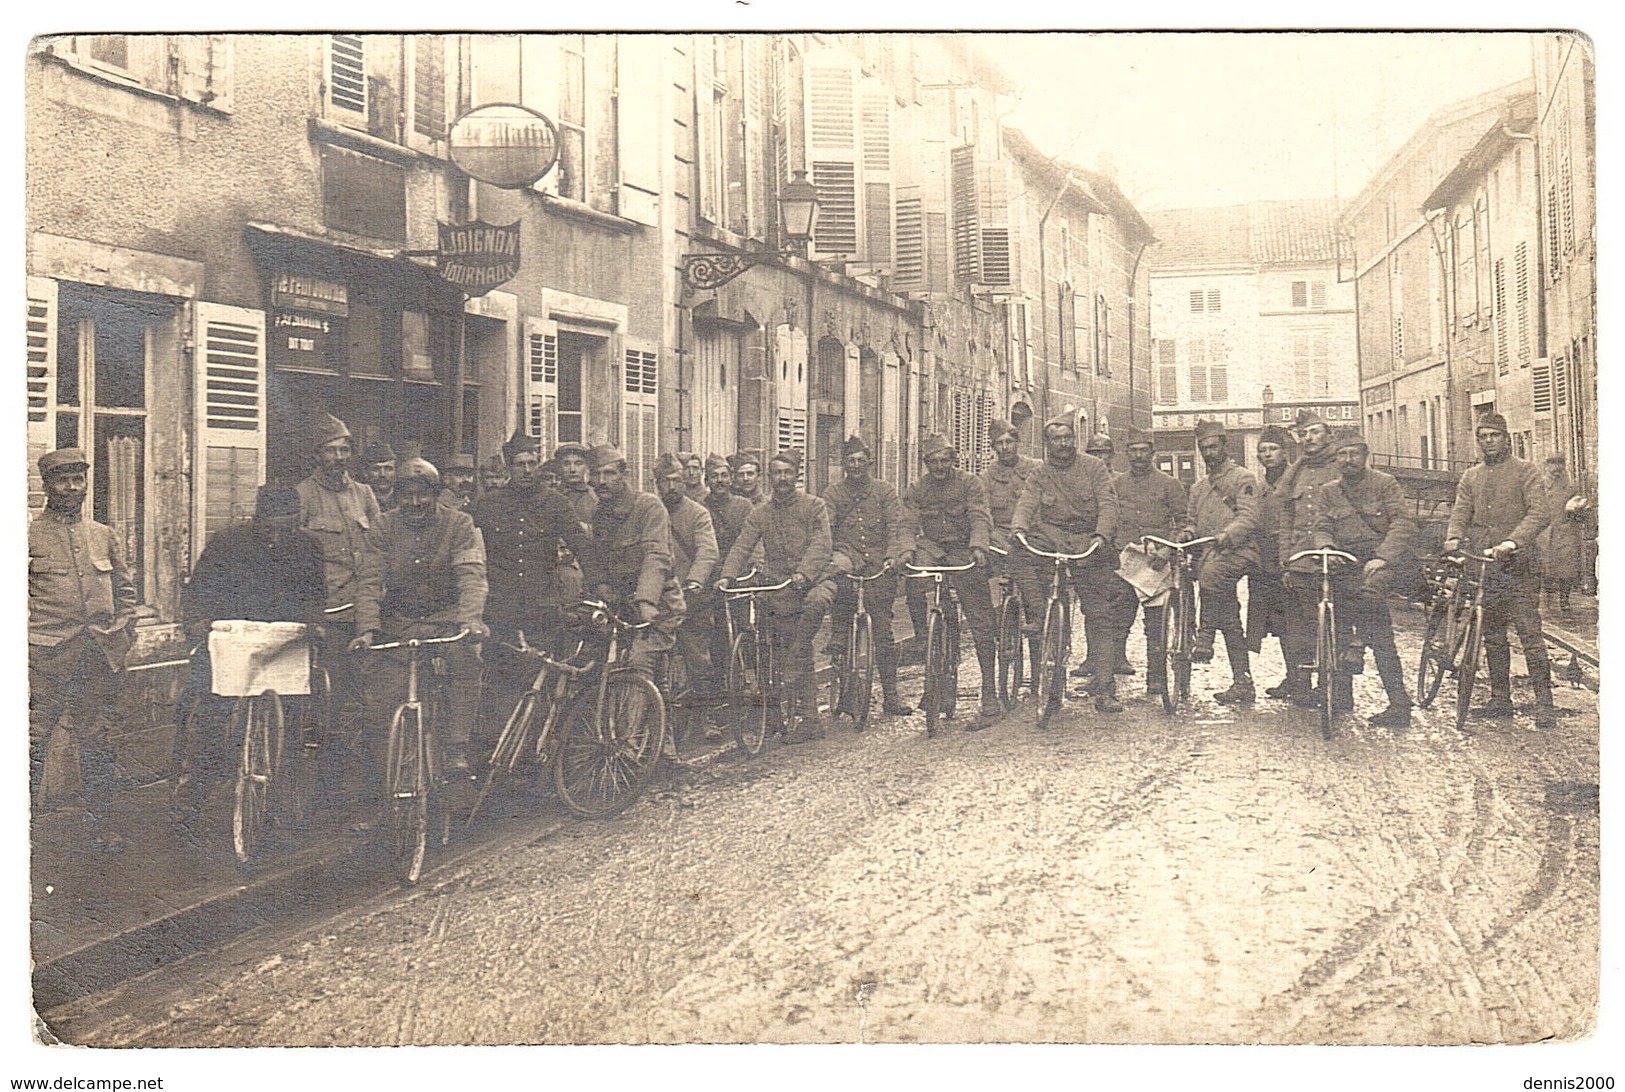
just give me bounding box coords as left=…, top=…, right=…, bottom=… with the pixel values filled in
left=524, top=318, right=559, bottom=455
left=775, top=410, right=808, bottom=487
left=950, top=144, right=980, bottom=283
left=1533, top=358, right=1553, bottom=414
left=328, top=34, right=367, bottom=120
left=1514, top=242, right=1532, bottom=364
left=623, top=347, right=659, bottom=492
left=176, top=34, right=233, bottom=111
left=893, top=192, right=924, bottom=291
left=881, top=352, right=901, bottom=484
left=616, top=35, right=662, bottom=226
left=26, top=277, right=58, bottom=513
left=695, top=37, right=720, bottom=225
left=807, top=53, right=860, bottom=259
left=193, top=302, right=266, bottom=553
left=1492, top=259, right=1509, bottom=371
left=860, top=82, right=893, bottom=268
left=977, top=160, right=1012, bottom=286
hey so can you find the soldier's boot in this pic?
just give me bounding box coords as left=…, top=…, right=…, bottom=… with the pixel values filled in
left=969, top=642, right=1000, bottom=730
left=793, top=674, right=826, bottom=742
left=1215, top=632, right=1252, bottom=704
left=1191, top=627, right=1215, bottom=663
left=1214, top=673, right=1255, bottom=705
left=1092, top=675, right=1124, bottom=715
left=1475, top=644, right=1515, bottom=718
left=1113, top=634, right=1136, bottom=675
left=878, top=642, right=913, bottom=716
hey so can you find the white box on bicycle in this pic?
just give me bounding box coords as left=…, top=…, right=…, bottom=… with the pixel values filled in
left=208, top=620, right=312, bottom=697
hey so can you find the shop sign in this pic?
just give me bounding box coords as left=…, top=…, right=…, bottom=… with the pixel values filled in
left=1153, top=409, right=1262, bottom=431
left=437, top=220, right=521, bottom=296
left=1265, top=401, right=1360, bottom=423
left=270, top=310, right=335, bottom=369
left=271, top=272, right=349, bottom=317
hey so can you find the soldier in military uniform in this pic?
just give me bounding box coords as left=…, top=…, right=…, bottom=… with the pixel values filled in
left=1310, top=430, right=1415, bottom=728
left=702, top=452, right=756, bottom=690
left=1276, top=410, right=1345, bottom=705
left=1249, top=424, right=1296, bottom=698
left=1010, top=411, right=1135, bottom=715
left=582, top=444, right=684, bottom=674
left=553, top=440, right=599, bottom=531
left=297, top=411, right=382, bottom=804
left=979, top=417, right=1044, bottom=684
left=718, top=450, right=834, bottom=742
left=351, top=452, right=489, bottom=779
left=480, top=454, right=510, bottom=497
left=472, top=429, right=591, bottom=740
left=438, top=454, right=478, bottom=513
left=812, top=435, right=915, bottom=720
left=361, top=441, right=399, bottom=513
left=678, top=450, right=709, bottom=502
left=1442, top=413, right=1562, bottom=721
left=654, top=452, right=722, bottom=737
left=28, top=447, right=138, bottom=853
left=730, top=451, right=769, bottom=507
left=1109, top=427, right=1188, bottom=696
left=902, top=433, right=1002, bottom=728
left=1180, top=420, right=1260, bottom=704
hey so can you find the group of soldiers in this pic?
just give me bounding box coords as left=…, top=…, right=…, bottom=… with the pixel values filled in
left=29, top=401, right=1573, bottom=853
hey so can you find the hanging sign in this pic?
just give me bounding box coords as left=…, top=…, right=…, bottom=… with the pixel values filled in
left=448, top=103, right=560, bottom=189
left=437, top=220, right=522, bottom=296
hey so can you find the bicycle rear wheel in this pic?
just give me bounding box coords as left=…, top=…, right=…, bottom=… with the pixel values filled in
left=1036, top=598, right=1067, bottom=722
left=944, top=608, right=961, bottom=720
left=233, top=692, right=283, bottom=868
left=1160, top=584, right=1184, bottom=714
left=996, top=592, right=1024, bottom=709
left=922, top=611, right=948, bottom=737
left=1415, top=601, right=1450, bottom=708
left=1317, top=601, right=1337, bottom=741
left=728, top=631, right=768, bottom=755
left=553, top=670, right=665, bottom=819
left=1453, top=607, right=1482, bottom=733
left=844, top=613, right=876, bottom=730
left=387, top=703, right=429, bottom=885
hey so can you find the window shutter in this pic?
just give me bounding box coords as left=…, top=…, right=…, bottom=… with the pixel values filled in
left=26, top=276, right=58, bottom=513
left=1310, top=281, right=1327, bottom=309
left=1206, top=289, right=1221, bottom=312
left=1492, top=258, right=1509, bottom=370
left=623, top=347, right=659, bottom=492
left=1514, top=241, right=1531, bottom=364
left=1533, top=357, right=1553, bottom=414
left=1291, top=281, right=1307, bottom=308
left=865, top=182, right=893, bottom=266
left=328, top=34, right=367, bottom=118
left=616, top=35, right=662, bottom=226
left=1189, top=289, right=1204, bottom=313
left=412, top=36, right=448, bottom=140
left=175, top=34, right=233, bottom=111
left=861, top=87, right=891, bottom=173
left=950, top=144, right=980, bottom=283
left=893, top=193, right=924, bottom=290
left=812, top=161, right=857, bottom=256
left=524, top=319, right=559, bottom=456
left=193, top=302, right=266, bottom=553
left=775, top=409, right=807, bottom=487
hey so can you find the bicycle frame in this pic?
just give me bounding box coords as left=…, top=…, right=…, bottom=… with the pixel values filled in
left=905, top=559, right=974, bottom=736
left=1015, top=533, right=1101, bottom=723
left=718, top=573, right=795, bottom=750
left=833, top=565, right=890, bottom=727
left=1287, top=548, right=1357, bottom=739
left=1140, top=536, right=1216, bottom=710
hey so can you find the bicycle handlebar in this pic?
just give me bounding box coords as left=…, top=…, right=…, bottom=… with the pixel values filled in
left=1140, top=535, right=1216, bottom=552
left=362, top=628, right=476, bottom=653
left=904, top=560, right=978, bottom=576
left=840, top=564, right=893, bottom=582
left=1286, top=548, right=1360, bottom=567
left=719, top=576, right=796, bottom=596
left=576, top=599, right=654, bottom=631
left=500, top=635, right=596, bottom=676
left=1015, top=531, right=1101, bottom=563
left=323, top=603, right=354, bottom=615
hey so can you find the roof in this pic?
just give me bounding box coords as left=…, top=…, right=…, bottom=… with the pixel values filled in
left=1002, top=128, right=1153, bottom=241
left=1423, top=91, right=1539, bottom=210
left=1145, top=198, right=1341, bottom=268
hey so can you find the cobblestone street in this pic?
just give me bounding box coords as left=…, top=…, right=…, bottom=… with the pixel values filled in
left=53, top=602, right=1598, bottom=1053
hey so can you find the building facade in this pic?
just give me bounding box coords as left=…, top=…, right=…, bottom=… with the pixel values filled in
left=1146, top=200, right=1357, bottom=482
left=26, top=31, right=1156, bottom=631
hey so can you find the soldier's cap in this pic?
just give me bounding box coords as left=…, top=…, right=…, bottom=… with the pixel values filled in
left=989, top=418, right=1019, bottom=442
left=538, top=458, right=559, bottom=478
left=254, top=484, right=302, bottom=518
left=395, top=445, right=440, bottom=489
left=841, top=434, right=871, bottom=457
left=38, top=447, right=89, bottom=478
left=1042, top=410, right=1076, bottom=433
left=1545, top=453, right=1568, bottom=465
left=588, top=444, right=627, bottom=471
left=1258, top=424, right=1294, bottom=449
left=1476, top=412, right=1510, bottom=436
left=1194, top=419, right=1227, bottom=441
left=1293, top=409, right=1326, bottom=430
left=312, top=410, right=351, bottom=448
left=769, top=448, right=803, bottom=471
left=1126, top=427, right=1155, bottom=448
left=1331, top=428, right=1369, bottom=452
left=730, top=451, right=763, bottom=471
left=704, top=452, right=731, bottom=473
left=920, top=433, right=955, bottom=460
left=553, top=440, right=593, bottom=462
left=483, top=455, right=510, bottom=475
left=1085, top=432, right=1114, bottom=454
left=503, top=428, right=541, bottom=461
left=445, top=454, right=477, bottom=472
left=652, top=452, right=685, bottom=479
left=362, top=441, right=397, bottom=465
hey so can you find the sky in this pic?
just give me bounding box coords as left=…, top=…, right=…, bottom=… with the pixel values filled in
left=982, top=31, right=1540, bottom=211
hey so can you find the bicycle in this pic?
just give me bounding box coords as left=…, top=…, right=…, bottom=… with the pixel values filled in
left=465, top=626, right=596, bottom=828
left=718, top=571, right=794, bottom=755
left=904, top=559, right=976, bottom=738
left=359, top=628, right=474, bottom=885
left=1287, top=547, right=1358, bottom=740
left=1416, top=548, right=1497, bottom=733
left=549, top=599, right=668, bottom=819
left=987, top=544, right=1027, bottom=709
left=1014, top=533, right=1102, bottom=730
left=829, top=564, right=892, bottom=731
left=1139, top=535, right=1216, bottom=713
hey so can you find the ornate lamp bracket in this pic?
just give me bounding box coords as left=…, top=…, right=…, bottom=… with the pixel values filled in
left=682, top=249, right=800, bottom=291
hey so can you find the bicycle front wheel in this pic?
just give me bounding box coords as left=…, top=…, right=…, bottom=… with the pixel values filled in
left=1160, top=584, right=1184, bottom=714
left=847, top=613, right=876, bottom=731
left=1454, top=607, right=1483, bottom=733
left=944, top=609, right=961, bottom=720
left=996, top=592, right=1024, bottom=709
left=233, top=691, right=283, bottom=868
left=728, top=631, right=768, bottom=755
left=1416, top=601, right=1450, bottom=708
left=1317, top=601, right=1337, bottom=741
left=553, top=670, right=665, bottom=819
left=1036, top=598, right=1068, bottom=710
left=923, top=611, right=949, bottom=737
left=386, top=703, right=429, bottom=885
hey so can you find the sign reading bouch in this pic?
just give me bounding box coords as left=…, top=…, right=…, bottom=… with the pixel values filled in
left=437, top=220, right=522, bottom=296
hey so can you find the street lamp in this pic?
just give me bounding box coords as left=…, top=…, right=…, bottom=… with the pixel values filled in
left=682, top=170, right=822, bottom=291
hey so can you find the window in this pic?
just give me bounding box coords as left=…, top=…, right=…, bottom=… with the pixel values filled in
left=50, top=34, right=233, bottom=109
left=1493, top=257, right=1509, bottom=372
left=1095, top=294, right=1111, bottom=377
left=555, top=35, right=587, bottom=202
left=1189, top=289, right=1205, bottom=313
left=813, top=161, right=858, bottom=255
left=1058, top=284, right=1076, bottom=368
left=622, top=347, right=659, bottom=492
left=321, top=145, right=407, bottom=243
left=1514, top=241, right=1532, bottom=365
left=1155, top=339, right=1178, bottom=405
left=1188, top=338, right=1209, bottom=403
left=1291, top=280, right=1328, bottom=308
left=323, top=34, right=455, bottom=153
left=1207, top=289, right=1221, bottom=312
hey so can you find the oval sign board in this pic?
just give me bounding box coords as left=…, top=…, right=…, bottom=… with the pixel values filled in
left=448, top=103, right=560, bottom=190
